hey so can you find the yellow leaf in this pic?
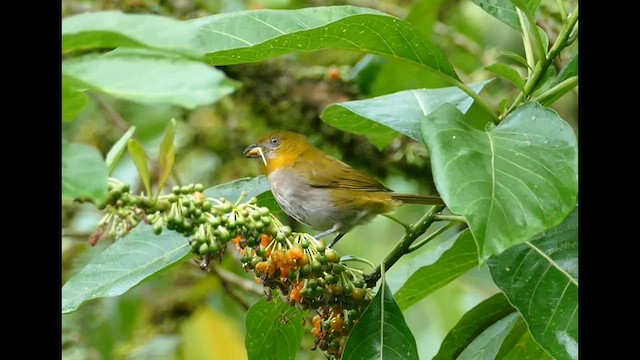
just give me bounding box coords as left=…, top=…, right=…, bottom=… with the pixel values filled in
left=181, top=306, right=247, bottom=360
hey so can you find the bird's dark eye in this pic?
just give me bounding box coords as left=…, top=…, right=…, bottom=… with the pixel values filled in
left=270, top=137, right=280, bottom=146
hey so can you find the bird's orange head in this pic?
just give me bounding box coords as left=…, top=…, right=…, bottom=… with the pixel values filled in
left=242, top=131, right=314, bottom=175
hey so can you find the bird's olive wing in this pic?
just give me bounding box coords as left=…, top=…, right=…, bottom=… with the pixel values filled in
left=296, top=152, right=391, bottom=192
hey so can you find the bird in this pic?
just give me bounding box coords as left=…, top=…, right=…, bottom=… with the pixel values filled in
left=243, top=131, right=444, bottom=248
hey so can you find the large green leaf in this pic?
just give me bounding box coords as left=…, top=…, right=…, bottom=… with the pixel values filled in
left=471, top=0, right=521, bottom=32
left=204, top=176, right=281, bottom=212
left=62, top=49, right=238, bottom=109
left=62, top=75, right=89, bottom=122
left=62, top=225, right=190, bottom=313
left=62, top=11, right=202, bottom=57
left=62, top=141, right=108, bottom=203
left=245, top=299, right=306, bottom=360
left=321, top=81, right=490, bottom=149
left=394, top=230, right=478, bottom=310
left=433, top=293, right=515, bottom=360
left=498, top=325, right=554, bottom=360
left=456, top=312, right=520, bottom=360
left=422, top=102, right=578, bottom=261
left=342, top=281, right=419, bottom=360
left=488, top=208, right=578, bottom=360
left=192, top=6, right=458, bottom=80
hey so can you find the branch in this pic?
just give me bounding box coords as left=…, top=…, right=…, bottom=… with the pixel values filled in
left=365, top=204, right=445, bottom=287
left=88, top=93, right=129, bottom=132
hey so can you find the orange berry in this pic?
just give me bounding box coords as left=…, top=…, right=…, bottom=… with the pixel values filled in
left=287, top=247, right=304, bottom=263
left=255, top=261, right=270, bottom=274
left=328, top=67, right=341, bottom=81
left=232, top=235, right=242, bottom=244
left=271, top=249, right=286, bottom=267
left=312, top=314, right=322, bottom=325
left=260, top=234, right=272, bottom=247
left=280, top=266, right=291, bottom=279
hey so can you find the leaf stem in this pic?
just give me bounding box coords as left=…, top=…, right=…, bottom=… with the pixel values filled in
left=382, top=214, right=410, bottom=230
left=407, top=221, right=457, bottom=254
left=448, top=77, right=498, bottom=124
left=365, top=204, right=445, bottom=287
left=502, top=5, right=578, bottom=118
left=434, top=214, right=466, bottom=223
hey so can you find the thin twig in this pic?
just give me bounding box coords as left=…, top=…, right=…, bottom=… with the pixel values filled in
left=209, top=267, right=256, bottom=310
left=88, top=93, right=129, bottom=132
left=211, top=266, right=264, bottom=296
left=365, top=205, right=445, bottom=287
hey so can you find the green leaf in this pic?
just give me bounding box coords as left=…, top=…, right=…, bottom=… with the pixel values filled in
left=158, top=119, right=177, bottom=192
left=62, top=11, right=202, bottom=57
left=106, top=127, right=136, bottom=175
left=192, top=6, right=458, bottom=80
left=433, top=293, right=516, bottom=360
left=488, top=208, right=578, bottom=360
left=245, top=299, right=306, bottom=360
left=127, top=139, right=152, bottom=196
left=204, top=176, right=281, bottom=212
left=62, top=224, right=190, bottom=313
left=342, top=281, right=419, bottom=360
left=556, top=51, right=578, bottom=84
left=422, top=103, right=577, bottom=261
left=498, top=326, right=554, bottom=360
left=471, top=0, right=521, bottom=32
left=484, top=63, right=525, bottom=90
left=456, top=312, right=520, bottom=360
left=62, top=141, right=108, bottom=203
left=394, top=230, right=478, bottom=310
left=510, top=0, right=542, bottom=16
left=62, top=49, right=238, bottom=109
left=500, top=51, right=530, bottom=70
left=321, top=81, right=490, bottom=149
left=62, top=76, right=89, bottom=122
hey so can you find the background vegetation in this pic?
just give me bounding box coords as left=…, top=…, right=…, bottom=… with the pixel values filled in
left=61, top=0, right=578, bottom=359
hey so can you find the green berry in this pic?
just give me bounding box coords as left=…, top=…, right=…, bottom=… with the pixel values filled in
left=172, top=185, right=181, bottom=195
left=202, top=201, right=212, bottom=211
left=258, top=207, right=270, bottom=216
left=198, top=243, right=209, bottom=254
left=325, top=248, right=339, bottom=263
left=315, top=240, right=326, bottom=253
left=300, top=264, right=311, bottom=276
left=311, top=260, right=323, bottom=274
left=209, top=242, right=220, bottom=254
left=194, top=183, right=204, bottom=192
left=260, top=216, right=271, bottom=226
left=300, top=238, right=309, bottom=249
left=281, top=226, right=292, bottom=237
left=153, top=224, right=163, bottom=235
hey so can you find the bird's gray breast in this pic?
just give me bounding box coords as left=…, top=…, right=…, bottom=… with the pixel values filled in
left=267, top=168, right=336, bottom=231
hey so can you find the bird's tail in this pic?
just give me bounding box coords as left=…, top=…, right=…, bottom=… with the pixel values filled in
left=391, top=193, right=445, bottom=205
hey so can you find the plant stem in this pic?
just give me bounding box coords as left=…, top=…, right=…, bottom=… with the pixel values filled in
left=502, top=5, right=578, bottom=118
left=365, top=204, right=445, bottom=287
left=534, top=76, right=578, bottom=106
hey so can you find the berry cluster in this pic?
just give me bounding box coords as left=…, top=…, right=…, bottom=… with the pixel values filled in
left=92, top=179, right=374, bottom=359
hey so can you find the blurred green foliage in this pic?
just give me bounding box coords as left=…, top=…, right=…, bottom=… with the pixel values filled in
left=62, top=0, right=577, bottom=359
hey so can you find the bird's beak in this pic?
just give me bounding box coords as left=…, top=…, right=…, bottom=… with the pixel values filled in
left=243, top=144, right=261, bottom=158
left=243, top=144, right=268, bottom=166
